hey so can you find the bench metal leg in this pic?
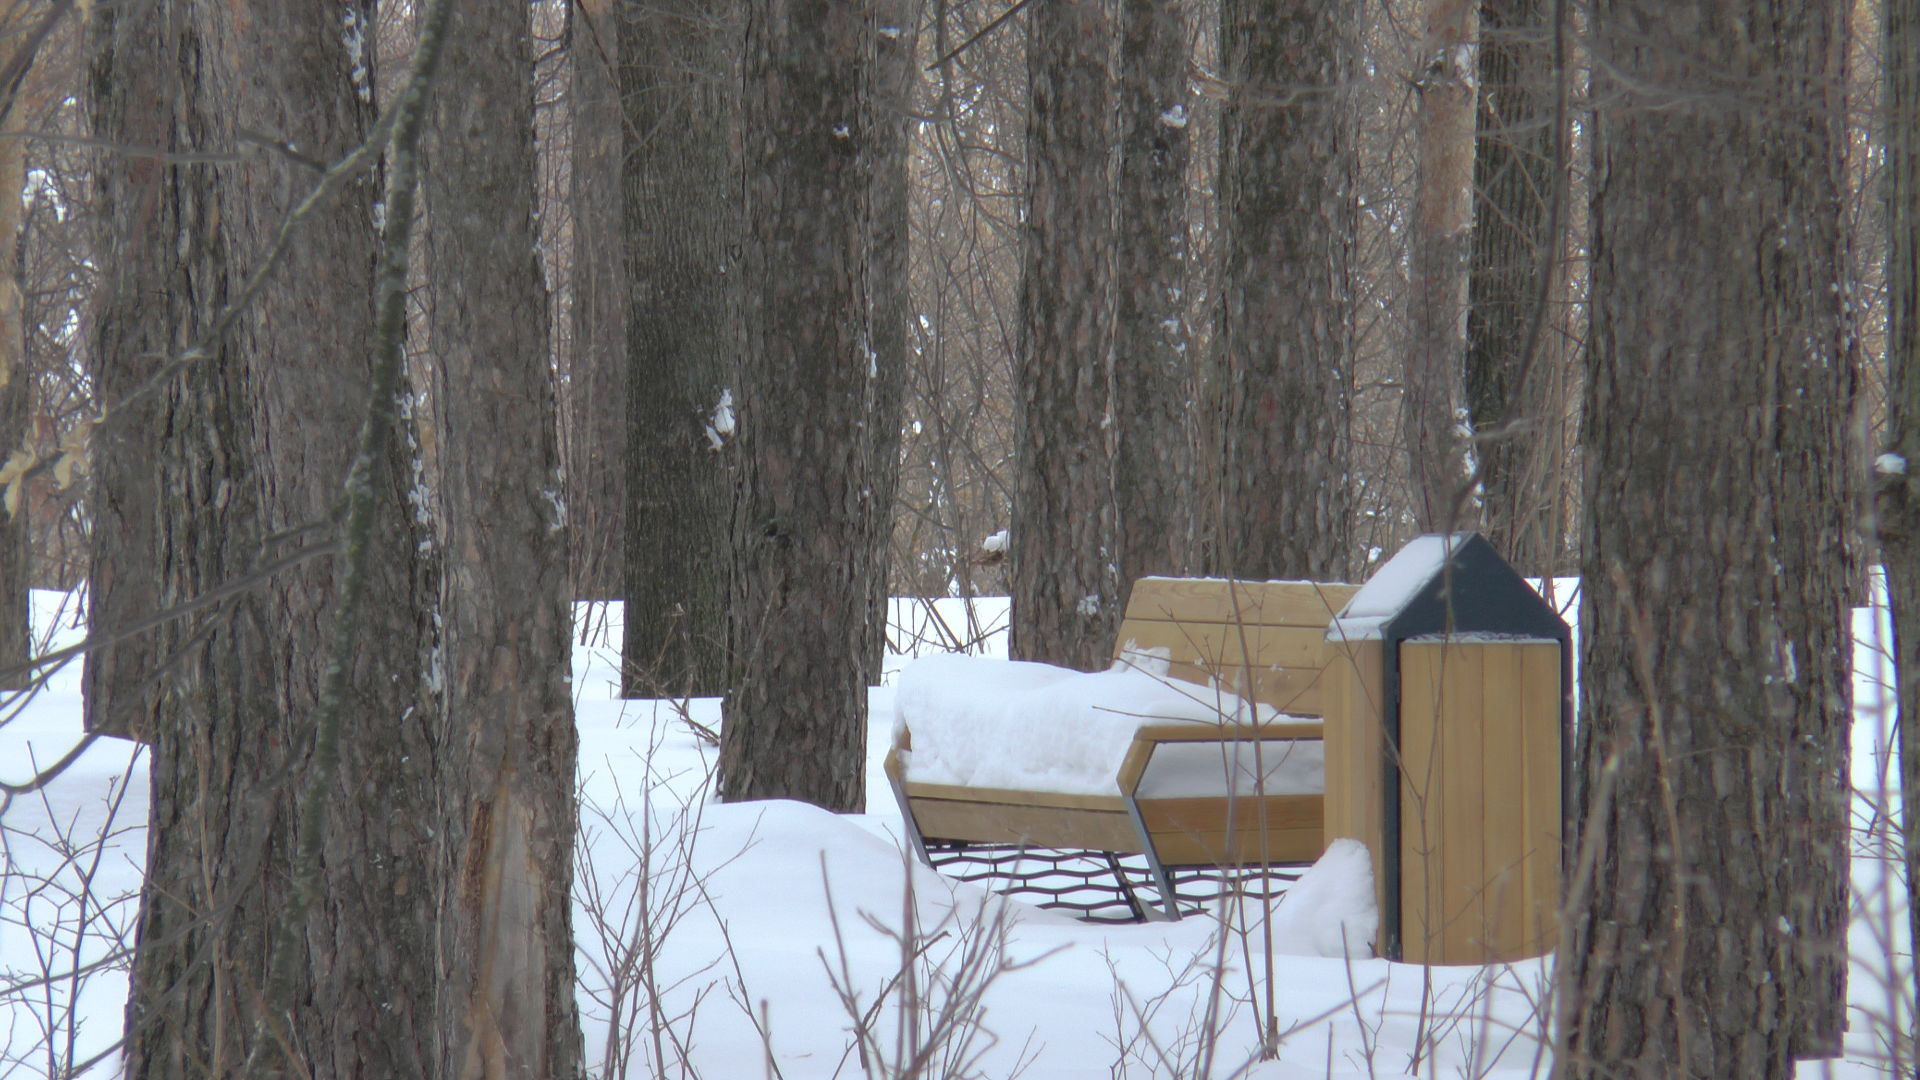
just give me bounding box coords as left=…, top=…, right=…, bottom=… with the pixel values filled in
left=1122, top=793, right=1182, bottom=920
left=887, top=770, right=934, bottom=866
left=1102, top=852, right=1148, bottom=922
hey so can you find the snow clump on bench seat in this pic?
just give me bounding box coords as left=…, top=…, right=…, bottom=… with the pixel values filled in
left=894, top=651, right=1320, bottom=796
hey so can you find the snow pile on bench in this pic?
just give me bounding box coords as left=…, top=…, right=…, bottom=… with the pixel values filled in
left=894, top=652, right=1322, bottom=796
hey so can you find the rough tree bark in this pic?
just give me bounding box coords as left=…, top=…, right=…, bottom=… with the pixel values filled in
left=1011, top=0, right=1118, bottom=670
left=1112, top=0, right=1194, bottom=589
left=1213, top=0, right=1355, bottom=582
left=82, top=0, right=168, bottom=739
left=102, top=1, right=440, bottom=1075
left=1404, top=0, right=1480, bottom=533
left=1465, top=0, right=1564, bottom=572
left=422, top=1, right=584, bottom=1075
left=568, top=0, right=627, bottom=601
left=720, top=0, right=913, bottom=808
left=1557, top=1, right=1852, bottom=1074
left=862, top=0, right=920, bottom=680
left=1765, top=6, right=1856, bottom=1056
left=618, top=0, right=733, bottom=699
left=1880, top=0, right=1920, bottom=1050
left=0, top=38, right=26, bottom=691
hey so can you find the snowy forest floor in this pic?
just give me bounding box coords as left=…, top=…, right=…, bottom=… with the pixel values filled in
left=0, top=584, right=1912, bottom=1079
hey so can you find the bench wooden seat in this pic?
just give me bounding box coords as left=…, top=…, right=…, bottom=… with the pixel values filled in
left=887, top=576, right=1359, bottom=919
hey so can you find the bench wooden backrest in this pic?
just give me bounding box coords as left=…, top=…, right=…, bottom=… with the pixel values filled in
left=1112, top=577, right=1360, bottom=718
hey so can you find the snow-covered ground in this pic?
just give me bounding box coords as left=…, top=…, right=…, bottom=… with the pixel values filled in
left=0, top=585, right=1911, bottom=1078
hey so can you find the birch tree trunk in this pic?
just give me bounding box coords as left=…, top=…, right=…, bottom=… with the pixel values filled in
left=1404, top=0, right=1479, bottom=533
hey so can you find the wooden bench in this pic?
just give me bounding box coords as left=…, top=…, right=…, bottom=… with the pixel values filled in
left=886, top=577, right=1360, bottom=920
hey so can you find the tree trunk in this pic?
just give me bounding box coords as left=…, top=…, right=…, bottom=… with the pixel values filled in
left=242, top=3, right=444, bottom=1070
left=90, top=4, right=245, bottom=1053
left=82, top=0, right=170, bottom=740
left=862, top=0, right=920, bottom=680
left=0, top=54, right=26, bottom=691
left=1011, top=0, right=1117, bottom=670
left=1465, top=0, right=1564, bottom=573
left=1112, top=0, right=1194, bottom=590
left=720, top=0, right=908, bottom=809
left=618, top=0, right=733, bottom=699
left=1881, top=0, right=1920, bottom=1055
left=1213, top=0, right=1355, bottom=582
left=105, top=1, right=440, bottom=1075
left=567, top=0, right=627, bottom=601
left=1765, top=6, right=1855, bottom=1057
left=1557, top=2, right=1851, bottom=1074
left=422, top=2, right=584, bottom=1075
left=1404, top=0, right=1479, bottom=533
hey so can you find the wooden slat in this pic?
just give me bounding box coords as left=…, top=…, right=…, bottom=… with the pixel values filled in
left=1111, top=625, right=1332, bottom=720
left=901, top=779, right=1126, bottom=813
left=908, top=796, right=1142, bottom=852
left=1477, top=644, right=1529, bottom=960
left=1132, top=721, right=1325, bottom=744
left=1519, top=643, right=1563, bottom=957
left=1113, top=620, right=1330, bottom=672
left=1436, top=643, right=1485, bottom=963
left=1141, top=791, right=1324, bottom=867
left=1153, top=828, right=1323, bottom=867
left=1322, top=639, right=1386, bottom=925
left=1137, top=793, right=1322, bottom=833
left=1146, top=661, right=1337, bottom=716
left=1123, top=578, right=1360, bottom=627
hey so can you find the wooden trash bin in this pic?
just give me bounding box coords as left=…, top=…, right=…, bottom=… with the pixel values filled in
left=1322, top=533, right=1570, bottom=964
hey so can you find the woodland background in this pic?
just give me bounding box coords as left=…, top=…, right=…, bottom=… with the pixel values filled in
left=0, top=0, right=1908, bottom=1078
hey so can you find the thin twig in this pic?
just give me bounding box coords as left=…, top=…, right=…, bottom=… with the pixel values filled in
left=924, top=0, right=1037, bottom=72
